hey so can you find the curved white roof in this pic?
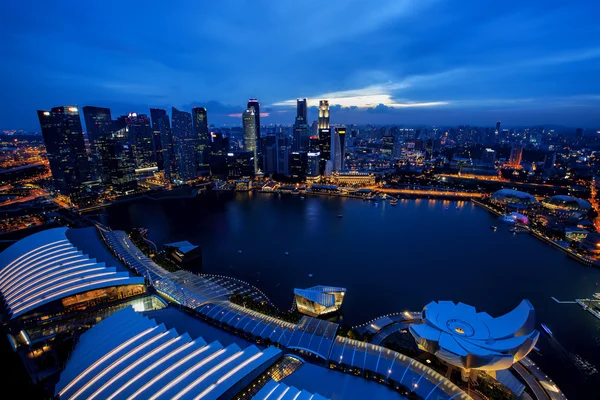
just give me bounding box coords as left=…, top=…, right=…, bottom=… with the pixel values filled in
left=409, top=300, right=539, bottom=371
left=56, top=307, right=281, bottom=400
left=0, top=228, right=144, bottom=319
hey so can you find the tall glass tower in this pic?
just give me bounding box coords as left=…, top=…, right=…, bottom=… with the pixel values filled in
left=242, top=107, right=258, bottom=172
left=192, top=107, right=210, bottom=174
left=171, top=107, right=196, bottom=182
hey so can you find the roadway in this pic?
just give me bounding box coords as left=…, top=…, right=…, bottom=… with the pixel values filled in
left=367, top=186, right=484, bottom=198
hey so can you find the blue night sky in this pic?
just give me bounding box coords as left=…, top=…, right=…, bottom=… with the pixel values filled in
left=1, top=0, right=600, bottom=130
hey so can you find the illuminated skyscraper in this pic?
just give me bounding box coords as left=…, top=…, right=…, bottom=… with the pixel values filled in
left=336, top=127, right=346, bottom=170
left=495, top=121, right=501, bottom=143
left=242, top=107, right=258, bottom=172
left=192, top=107, right=210, bottom=174
left=262, top=135, right=277, bottom=175
left=318, top=100, right=329, bottom=130
left=277, top=136, right=290, bottom=175
left=297, top=98, right=307, bottom=122
left=119, top=113, right=155, bottom=169
left=319, top=128, right=331, bottom=175
left=171, top=107, right=196, bottom=181
left=149, top=108, right=166, bottom=171
left=248, top=98, right=261, bottom=170
left=97, top=125, right=137, bottom=194
left=293, top=99, right=309, bottom=151
left=209, top=132, right=229, bottom=178
left=509, top=144, right=523, bottom=167
left=290, top=151, right=308, bottom=179
left=37, top=106, right=91, bottom=201
left=82, top=106, right=111, bottom=179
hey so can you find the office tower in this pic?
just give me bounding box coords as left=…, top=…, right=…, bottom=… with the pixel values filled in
left=248, top=98, right=261, bottom=170
left=481, top=148, right=496, bottom=165
left=331, top=127, right=341, bottom=171
left=543, top=153, right=556, bottom=171
left=307, top=152, right=320, bottom=176
left=318, top=100, right=329, bottom=130
left=37, top=106, right=91, bottom=201
left=97, top=125, right=137, bottom=194
left=309, top=136, right=320, bottom=152
left=171, top=107, right=196, bottom=182
left=382, top=134, right=394, bottom=156
left=290, top=151, right=308, bottom=179
left=155, top=111, right=177, bottom=182
left=262, top=135, right=278, bottom=175
left=242, top=107, right=258, bottom=172
left=209, top=132, right=229, bottom=178
left=192, top=107, right=210, bottom=175
left=337, top=127, right=346, bottom=170
left=119, top=113, right=155, bottom=169
left=293, top=101, right=310, bottom=152
left=82, top=106, right=111, bottom=179
left=149, top=108, right=166, bottom=171
left=318, top=129, right=331, bottom=175
left=509, top=144, right=523, bottom=167
left=425, top=138, right=434, bottom=160
left=311, top=120, right=319, bottom=137
left=495, top=121, right=501, bottom=143
left=277, top=136, right=290, bottom=175
left=227, top=151, right=254, bottom=178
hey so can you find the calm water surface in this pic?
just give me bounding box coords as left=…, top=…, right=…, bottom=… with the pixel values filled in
left=94, top=191, right=600, bottom=398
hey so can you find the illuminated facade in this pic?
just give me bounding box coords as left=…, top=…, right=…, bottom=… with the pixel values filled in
left=490, top=189, right=537, bottom=208
left=294, top=285, right=346, bottom=317
left=410, top=300, right=539, bottom=380
left=541, top=195, right=592, bottom=212
left=318, top=100, right=329, bottom=130
left=331, top=171, right=375, bottom=186
left=171, top=107, right=196, bottom=182
left=243, top=107, right=258, bottom=172
left=508, top=144, right=523, bottom=167
left=56, top=306, right=282, bottom=400
left=192, top=107, right=210, bottom=174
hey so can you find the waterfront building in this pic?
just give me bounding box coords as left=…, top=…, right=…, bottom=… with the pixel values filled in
left=319, top=128, right=331, bottom=175
left=171, top=107, right=196, bottom=182
left=290, top=151, right=308, bottom=179
left=151, top=109, right=177, bottom=182
left=0, top=227, right=148, bottom=342
left=277, top=136, right=290, bottom=175
left=149, top=108, right=166, bottom=171
left=243, top=106, right=258, bottom=172
left=293, top=98, right=310, bottom=151
left=82, top=106, right=112, bottom=179
left=37, top=106, right=91, bottom=202
left=120, top=112, right=156, bottom=170
left=294, top=285, right=346, bottom=317
left=227, top=151, right=255, bottom=178
left=209, top=132, right=229, bottom=178
left=581, top=232, right=600, bottom=255
left=56, top=307, right=281, bottom=400
left=307, top=151, right=320, bottom=177
left=164, top=240, right=202, bottom=268
left=331, top=171, right=375, bottom=186
left=490, top=189, right=537, bottom=209
left=97, top=125, right=138, bottom=194
left=410, top=300, right=539, bottom=381
left=262, top=134, right=278, bottom=175
left=541, top=195, right=592, bottom=212
left=248, top=98, right=262, bottom=170
left=508, top=144, right=523, bottom=167
left=192, top=107, right=210, bottom=175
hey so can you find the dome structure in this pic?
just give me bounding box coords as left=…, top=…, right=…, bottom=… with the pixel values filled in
left=541, top=195, right=592, bottom=212
left=409, top=300, right=539, bottom=372
left=490, top=189, right=537, bottom=208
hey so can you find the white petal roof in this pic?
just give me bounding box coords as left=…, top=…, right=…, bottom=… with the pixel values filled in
left=0, top=228, right=144, bottom=319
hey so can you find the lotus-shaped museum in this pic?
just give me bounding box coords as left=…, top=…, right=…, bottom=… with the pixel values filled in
left=409, top=300, right=539, bottom=371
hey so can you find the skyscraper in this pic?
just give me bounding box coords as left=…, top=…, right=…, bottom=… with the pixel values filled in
left=262, top=135, right=278, bottom=175
left=209, top=132, right=229, bottom=178
left=337, top=127, right=347, bottom=170
left=97, top=124, right=137, bottom=194
left=82, top=106, right=112, bottom=179
left=495, top=121, right=501, bottom=143
left=293, top=98, right=309, bottom=152
left=37, top=106, right=91, bottom=201
left=242, top=107, right=258, bottom=172
left=154, top=110, right=177, bottom=182
left=192, top=107, right=210, bottom=175
left=509, top=144, right=523, bottom=167
left=149, top=108, right=166, bottom=171
left=277, top=136, right=290, bottom=176
left=290, top=151, right=308, bottom=179
left=248, top=99, right=261, bottom=170
left=171, top=107, right=196, bottom=182
left=318, top=100, right=330, bottom=130
left=119, top=113, right=155, bottom=169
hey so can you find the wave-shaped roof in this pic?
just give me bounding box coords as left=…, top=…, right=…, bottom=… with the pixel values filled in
left=0, top=228, right=144, bottom=319
left=409, top=300, right=539, bottom=371
left=491, top=189, right=537, bottom=205
left=253, top=379, right=329, bottom=400
left=542, top=195, right=592, bottom=211
left=56, top=307, right=281, bottom=400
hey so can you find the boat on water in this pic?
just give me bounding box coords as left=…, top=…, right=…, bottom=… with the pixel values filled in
left=337, top=214, right=343, bottom=218
left=541, top=324, right=553, bottom=336
left=390, top=198, right=398, bottom=206
left=491, top=226, right=497, bottom=231
left=300, top=196, right=305, bottom=200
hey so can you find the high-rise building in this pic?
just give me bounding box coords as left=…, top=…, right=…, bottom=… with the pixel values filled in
left=509, top=144, right=523, bottom=167
left=192, top=107, right=210, bottom=175
left=290, top=151, right=308, bottom=179
left=155, top=110, right=177, bottom=182
left=149, top=108, right=166, bottom=171
left=119, top=113, right=155, bottom=169
left=307, top=152, right=320, bottom=177
left=82, top=106, right=111, bottom=179
left=242, top=107, right=258, bottom=172
left=247, top=99, right=261, bottom=170
left=543, top=153, right=556, bottom=171
left=495, top=121, right=501, bottom=143
left=262, top=135, right=278, bottom=175
left=481, top=148, right=496, bottom=165
left=37, top=106, right=91, bottom=201
left=227, top=151, right=254, bottom=178
left=97, top=125, right=137, bottom=194
left=337, top=127, right=346, bottom=170
left=318, top=128, right=331, bottom=175
left=171, top=107, right=196, bottom=182
left=331, top=127, right=341, bottom=171
left=318, top=100, right=329, bottom=130
left=277, top=136, right=290, bottom=175
left=209, top=132, right=229, bottom=178
left=382, top=134, right=394, bottom=156
left=293, top=100, right=309, bottom=152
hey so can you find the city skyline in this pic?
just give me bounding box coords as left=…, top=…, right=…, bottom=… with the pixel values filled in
left=2, top=1, right=600, bottom=130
